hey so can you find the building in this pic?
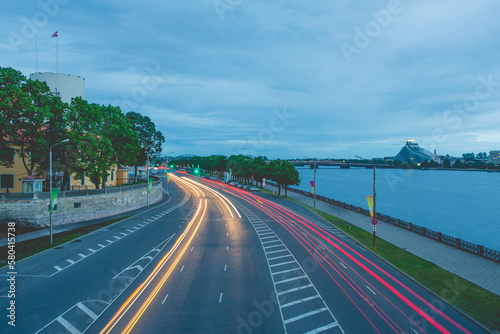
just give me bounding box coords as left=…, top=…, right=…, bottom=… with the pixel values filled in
left=29, top=72, right=85, bottom=104
left=393, top=140, right=435, bottom=165
left=489, top=150, right=500, bottom=165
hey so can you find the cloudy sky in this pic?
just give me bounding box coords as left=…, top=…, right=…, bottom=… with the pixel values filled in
left=2, top=0, right=500, bottom=159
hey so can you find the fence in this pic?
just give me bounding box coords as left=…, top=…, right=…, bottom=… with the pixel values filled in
left=266, top=182, right=500, bottom=263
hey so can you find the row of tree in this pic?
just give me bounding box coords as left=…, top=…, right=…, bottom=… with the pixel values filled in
left=0, top=66, right=165, bottom=189
left=171, top=155, right=300, bottom=197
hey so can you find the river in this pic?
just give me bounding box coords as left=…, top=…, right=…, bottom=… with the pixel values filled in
left=295, top=166, right=500, bottom=251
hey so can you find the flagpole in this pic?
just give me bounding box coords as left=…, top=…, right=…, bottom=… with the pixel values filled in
left=56, top=32, right=58, bottom=73
left=36, top=33, right=38, bottom=72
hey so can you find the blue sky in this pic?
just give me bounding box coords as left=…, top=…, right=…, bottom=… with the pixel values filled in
left=2, top=0, right=500, bottom=159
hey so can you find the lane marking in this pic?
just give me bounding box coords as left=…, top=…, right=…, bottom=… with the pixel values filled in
left=56, top=316, right=81, bottom=334
left=284, top=307, right=328, bottom=324
left=54, top=266, right=62, bottom=271
left=339, top=262, right=347, bottom=269
left=77, top=302, right=98, bottom=320
left=180, top=265, right=185, bottom=273
left=304, top=322, right=339, bottom=334
left=270, top=260, right=296, bottom=267
left=366, top=286, right=377, bottom=295
left=281, top=295, right=320, bottom=308
left=67, top=259, right=75, bottom=264
left=161, top=294, right=169, bottom=305
left=224, top=264, right=227, bottom=271
left=274, top=275, right=306, bottom=284
left=277, top=284, right=313, bottom=296
left=226, top=245, right=229, bottom=251
left=219, top=292, right=223, bottom=303
left=191, top=247, right=194, bottom=252
left=272, top=268, right=302, bottom=276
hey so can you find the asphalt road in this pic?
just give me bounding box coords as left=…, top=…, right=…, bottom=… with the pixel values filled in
left=0, top=173, right=491, bottom=334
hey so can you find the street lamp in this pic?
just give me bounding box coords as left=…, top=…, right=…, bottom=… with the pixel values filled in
left=356, top=155, right=377, bottom=249
left=165, top=151, right=174, bottom=195
left=49, top=139, right=70, bottom=244
left=304, top=156, right=317, bottom=211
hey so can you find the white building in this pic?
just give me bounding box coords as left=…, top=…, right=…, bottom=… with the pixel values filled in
left=489, top=150, right=500, bottom=165
left=29, top=72, right=85, bottom=104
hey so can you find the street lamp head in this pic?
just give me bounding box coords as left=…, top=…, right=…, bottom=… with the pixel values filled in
left=61, top=139, right=70, bottom=143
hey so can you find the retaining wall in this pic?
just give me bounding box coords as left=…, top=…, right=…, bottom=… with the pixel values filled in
left=0, top=180, right=163, bottom=226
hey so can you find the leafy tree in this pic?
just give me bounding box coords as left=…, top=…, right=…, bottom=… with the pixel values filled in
left=252, top=156, right=268, bottom=187
left=267, top=159, right=300, bottom=196
left=443, top=159, right=451, bottom=168
left=126, top=111, right=165, bottom=182
left=420, top=160, right=429, bottom=168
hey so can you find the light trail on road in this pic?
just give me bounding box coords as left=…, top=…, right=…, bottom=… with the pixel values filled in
left=199, top=178, right=474, bottom=334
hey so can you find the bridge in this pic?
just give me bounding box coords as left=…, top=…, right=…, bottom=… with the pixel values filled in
left=288, top=160, right=393, bottom=169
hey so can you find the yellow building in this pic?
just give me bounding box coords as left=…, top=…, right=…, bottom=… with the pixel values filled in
left=0, top=144, right=127, bottom=193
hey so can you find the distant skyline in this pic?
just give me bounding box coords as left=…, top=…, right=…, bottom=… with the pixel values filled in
left=2, top=1, right=500, bottom=159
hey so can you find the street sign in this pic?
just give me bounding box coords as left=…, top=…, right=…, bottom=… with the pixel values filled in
left=371, top=218, right=378, bottom=226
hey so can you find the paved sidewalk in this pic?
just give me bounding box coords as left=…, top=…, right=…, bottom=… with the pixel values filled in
left=264, top=184, right=500, bottom=296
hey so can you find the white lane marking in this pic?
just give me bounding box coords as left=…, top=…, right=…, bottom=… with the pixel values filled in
left=191, top=246, right=194, bottom=252
left=270, top=260, right=296, bottom=268
left=281, top=295, right=320, bottom=308
left=274, top=275, right=306, bottom=284
left=264, top=244, right=285, bottom=250
left=98, top=244, right=105, bottom=248
left=180, top=265, right=185, bottom=272
left=304, top=322, right=339, bottom=334
left=161, top=294, right=169, bottom=305
left=78, top=254, right=86, bottom=259
left=224, top=264, right=227, bottom=271
left=219, top=292, right=223, bottom=303
left=54, top=266, right=62, bottom=271
left=227, top=232, right=229, bottom=236
left=76, top=302, right=98, bottom=320
left=268, top=255, right=293, bottom=262
left=56, top=316, right=81, bottom=334
left=266, top=249, right=288, bottom=255
left=284, top=307, right=327, bottom=325
left=87, top=248, right=96, bottom=253
left=67, top=259, right=75, bottom=264
left=260, top=236, right=277, bottom=241
left=272, top=268, right=302, bottom=276
left=410, top=327, right=419, bottom=334
left=277, top=284, right=313, bottom=296
left=366, top=286, right=377, bottom=295
left=227, top=245, right=229, bottom=251
left=339, top=262, right=347, bottom=269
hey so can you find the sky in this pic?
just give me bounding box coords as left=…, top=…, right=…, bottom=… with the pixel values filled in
left=2, top=0, right=500, bottom=159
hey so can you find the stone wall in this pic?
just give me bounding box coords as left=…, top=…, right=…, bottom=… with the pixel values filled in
left=0, top=182, right=163, bottom=226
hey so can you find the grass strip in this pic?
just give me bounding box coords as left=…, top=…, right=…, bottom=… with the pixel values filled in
left=0, top=214, right=135, bottom=268
left=262, top=190, right=500, bottom=331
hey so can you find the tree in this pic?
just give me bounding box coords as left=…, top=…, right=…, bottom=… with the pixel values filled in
left=126, top=111, right=165, bottom=183
left=443, top=159, right=451, bottom=168
left=267, top=159, right=300, bottom=196
left=252, top=156, right=267, bottom=187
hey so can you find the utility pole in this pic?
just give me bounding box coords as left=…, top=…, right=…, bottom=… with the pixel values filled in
left=373, top=164, right=376, bottom=249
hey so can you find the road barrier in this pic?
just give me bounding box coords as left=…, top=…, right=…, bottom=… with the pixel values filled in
left=266, top=182, right=500, bottom=263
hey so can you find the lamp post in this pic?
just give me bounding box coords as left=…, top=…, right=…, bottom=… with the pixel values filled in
left=165, top=151, right=174, bottom=195
left=146, top=154, right=150, bottom=208
left=304, top=156, right=317, bottom=211
left=49, top=139, right=69, bottom=244
left=356, top=155, right=377, bottom=249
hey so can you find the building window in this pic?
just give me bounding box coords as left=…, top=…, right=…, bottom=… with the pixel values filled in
left=0, top=174, right=15, bottom=189
left=111, top=171, right=114, bottom=182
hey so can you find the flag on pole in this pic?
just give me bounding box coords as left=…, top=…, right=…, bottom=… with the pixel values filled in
left=50, top=189, right=59, bottom=213
left=148, top=178, right=153, bottom=193
left=366, top=195, right=374, bottom=218
left=52, top=31, right=58, bottom=38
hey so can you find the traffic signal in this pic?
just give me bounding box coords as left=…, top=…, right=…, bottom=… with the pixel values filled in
left=194, top=168, right=199, bottom=174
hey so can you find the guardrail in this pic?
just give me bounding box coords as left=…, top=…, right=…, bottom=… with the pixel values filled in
left=266, top=182, right=500, bottom=263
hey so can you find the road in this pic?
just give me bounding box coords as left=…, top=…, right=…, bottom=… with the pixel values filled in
left=0, top=173, right=490, bottom=333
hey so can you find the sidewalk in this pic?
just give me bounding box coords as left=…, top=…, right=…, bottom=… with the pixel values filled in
left=263, top=184, right=500, bottom=296
left=0, top=194, right=170, bottom=248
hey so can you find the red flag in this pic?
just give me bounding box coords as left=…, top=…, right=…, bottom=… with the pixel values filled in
left=52, top=31, right=58, bottom=38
